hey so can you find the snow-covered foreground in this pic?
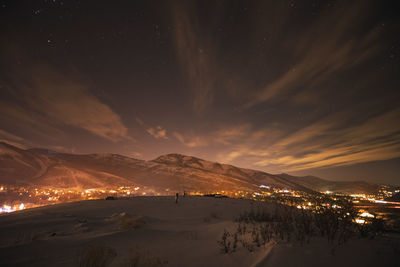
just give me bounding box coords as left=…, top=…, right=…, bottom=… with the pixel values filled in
left=0, top=196, right=398, bottom=266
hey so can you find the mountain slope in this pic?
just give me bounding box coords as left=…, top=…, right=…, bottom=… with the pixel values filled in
left=0, top=143, right=311, bottom=192
left=278, top=173, right=380, bottom=194
left=0, top=142, right=383, bottom=194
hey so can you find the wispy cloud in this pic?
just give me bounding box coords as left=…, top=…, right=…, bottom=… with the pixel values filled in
left=0, top=129, right=23, bottom=141
left=0, top=101, right=65, bottom=141
left=173, top=131, right=207, bottom=148
left=136, top=118, right=168, bottom=140
left=0, top=129, right=26, bottom=149
left=173, top=124, right=282, bottom=152
left=1, top=65, right=131, bottom=142
left=171, top=2, right=219, bottom=115
left=0, top=139, right=27, bottom=149
left=147, top=126, right=168, bottom=140
left=218, top=108, right=400, bottom=172
left=244, top=2, right=381, bottom=108
left=136, top=118, right=144, bottom=126
left=212, top=124, right=251, bottom=145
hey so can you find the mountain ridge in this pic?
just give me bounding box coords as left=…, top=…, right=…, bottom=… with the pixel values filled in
left=0, top=142, right=385, bottom=194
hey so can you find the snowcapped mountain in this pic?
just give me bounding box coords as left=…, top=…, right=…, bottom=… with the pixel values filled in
left=0, top=142, right=383, bottom=194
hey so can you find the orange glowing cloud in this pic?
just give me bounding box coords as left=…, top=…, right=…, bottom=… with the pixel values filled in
left=0, top=66, right=131, bottom=142
left=216, top=108, right=400, bottom=173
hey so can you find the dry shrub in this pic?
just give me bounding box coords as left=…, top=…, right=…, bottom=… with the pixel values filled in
left=210, top=212, right=219, bottom=219
left=123, top=245, right=168, bottom=267
left=184, top=231, right=199, bottom=240
left=203, top=217, right=211, bottom=223
left=119, top=215, right=146, bottom=230
left=203, top=212, right=219, bottom=223
left=77, top=244, right=117, bottom=267
left=14, top=231, right=45, bottom=245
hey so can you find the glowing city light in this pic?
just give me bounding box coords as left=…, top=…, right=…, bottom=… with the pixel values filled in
left=360, top=212, right=374, bottom=218
left=355, top=218, right=365, bottom=224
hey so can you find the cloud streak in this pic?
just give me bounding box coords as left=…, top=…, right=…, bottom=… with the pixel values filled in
left=216, top=108, right=400, bottom=172
left=1, top=66, right=131, bottom=142
left=171, top=2, right=218, bottom=116
left=147, top=126, right=168, bottom=140
left=244, top=2, right=381, bottom=108
left=173, top=131, right=207, bottom=148
left=0, top=129, right=23, bottom=142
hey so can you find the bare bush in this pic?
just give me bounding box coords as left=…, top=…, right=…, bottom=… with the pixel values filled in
left=217, top=229, right=231, bottom=253
left=119, top=215, right=146, bottom=230
left=223, top=199, right=387, bottom=255
left=122, top=246, right=168, bottom=267
left=77, top=244, right=117, bottom=267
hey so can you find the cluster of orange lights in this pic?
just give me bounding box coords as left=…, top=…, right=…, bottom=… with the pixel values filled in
left=0, top=185, right=145, bottom=214
left=1, top=184, right=398, bottom=218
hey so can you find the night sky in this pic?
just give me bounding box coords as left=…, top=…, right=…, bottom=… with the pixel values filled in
left=1, top=0, right=399, bottom=184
